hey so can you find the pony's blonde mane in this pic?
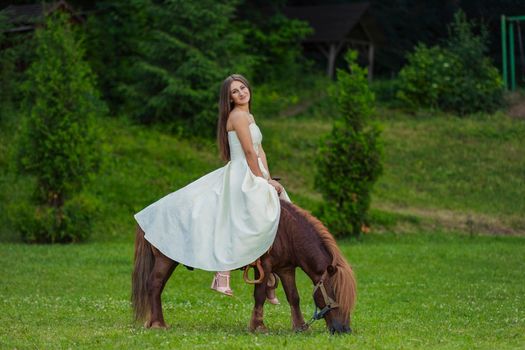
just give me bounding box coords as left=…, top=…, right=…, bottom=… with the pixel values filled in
left=292, top=204, right=357, bottom=318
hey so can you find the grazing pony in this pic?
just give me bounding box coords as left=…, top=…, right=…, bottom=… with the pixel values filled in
left=132, top=200, right=356, bottom=334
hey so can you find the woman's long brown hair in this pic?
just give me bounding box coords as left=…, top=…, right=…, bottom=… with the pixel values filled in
left=217, top=74, right=252, bottom=161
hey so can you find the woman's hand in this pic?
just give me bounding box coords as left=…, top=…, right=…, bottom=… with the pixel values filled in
left=268, top=179, right=283, bottom=195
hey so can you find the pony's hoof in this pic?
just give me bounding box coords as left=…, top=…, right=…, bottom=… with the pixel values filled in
left=293, top=323, right=309, bottom=332
left=144, top=321, right=169, bottom=329
left=249, top=324, right=268, bottom=333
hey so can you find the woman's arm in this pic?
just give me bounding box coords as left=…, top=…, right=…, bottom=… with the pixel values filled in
left=258, top=145, right=271, bottom=179
left=259, top=144, right=283, bottom=194
left=230, top=112, right=264, bottom=177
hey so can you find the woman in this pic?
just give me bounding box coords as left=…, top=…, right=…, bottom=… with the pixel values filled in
left=134, top=74, right=290, bottom=302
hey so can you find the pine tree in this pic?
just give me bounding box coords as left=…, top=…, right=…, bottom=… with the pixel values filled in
left=122, top=0, right=253, bottom=136
left=16, top=12, right=105, bottom=243
left=315, top=51, right=383, bottom=237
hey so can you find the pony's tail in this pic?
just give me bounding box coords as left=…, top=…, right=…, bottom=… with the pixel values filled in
left=131, top=225, right=154, bottom=322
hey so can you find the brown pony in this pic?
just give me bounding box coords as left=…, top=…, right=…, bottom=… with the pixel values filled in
left=132, top=200, right=357, bottom=334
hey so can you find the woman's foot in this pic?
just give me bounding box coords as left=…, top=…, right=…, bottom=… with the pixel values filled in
left=266, top=273, right=280, bottom=305
left=211, top=272, right=233, bottom=296
left=266, top=289, right=280, bottom=305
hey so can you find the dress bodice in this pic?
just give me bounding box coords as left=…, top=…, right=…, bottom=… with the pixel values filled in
left=227, top=123, right=262, bottom=161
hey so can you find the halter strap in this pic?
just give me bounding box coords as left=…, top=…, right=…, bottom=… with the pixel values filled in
left=307, top=269, right=340, bottom=325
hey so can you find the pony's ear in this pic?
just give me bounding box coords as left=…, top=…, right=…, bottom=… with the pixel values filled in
left=327, top=264, right=337, bottom=276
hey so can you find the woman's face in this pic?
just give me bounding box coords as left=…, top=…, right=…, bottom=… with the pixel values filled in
left=230, top=80, right=250, bottom=106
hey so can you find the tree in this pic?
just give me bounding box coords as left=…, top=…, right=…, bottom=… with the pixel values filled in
left=84, top=0, right=150, bottom=112
left=316, top=50, right=383, bottom=237
left=15, top=12, right=105, bottom=243
left=121, top=0, right=254, bottom=137
left=0, top=10, right=34, bottom=123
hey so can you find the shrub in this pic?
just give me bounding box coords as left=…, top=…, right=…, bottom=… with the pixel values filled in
left=15, top=13, right=105, bottom=243
left=9, top=193, right=99, bottom=243
left=397, top=10, right=503, bottom=115
left=315, top=51, right=383, bottom=237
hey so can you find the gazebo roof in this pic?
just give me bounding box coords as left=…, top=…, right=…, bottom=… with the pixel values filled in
left=283, top=2, right=382, bottom=44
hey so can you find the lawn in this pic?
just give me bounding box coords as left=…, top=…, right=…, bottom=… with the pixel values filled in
left=1, top=233, right=524, bottom=349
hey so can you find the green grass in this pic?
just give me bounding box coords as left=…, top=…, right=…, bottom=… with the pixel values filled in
left=1, top=233, right=524, bottom=349
left=373, top=110, right=525, bottom=226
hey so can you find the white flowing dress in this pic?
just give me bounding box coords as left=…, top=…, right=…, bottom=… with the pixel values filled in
left=134, top=123, right=290, bottom=271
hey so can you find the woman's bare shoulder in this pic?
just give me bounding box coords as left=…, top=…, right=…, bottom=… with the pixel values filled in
left=229, top=109, right=250, bottom=120
left=228, top=110, right=251, bottom=127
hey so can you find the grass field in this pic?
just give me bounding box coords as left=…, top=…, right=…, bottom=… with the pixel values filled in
left=1, top=233, right=524, bottom=349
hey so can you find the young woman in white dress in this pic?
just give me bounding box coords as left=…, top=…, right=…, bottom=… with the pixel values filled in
left=134, top=74, right=289, bottom=302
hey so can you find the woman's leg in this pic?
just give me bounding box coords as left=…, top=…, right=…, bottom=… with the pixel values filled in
left=266, top=272, right=280, bottom=305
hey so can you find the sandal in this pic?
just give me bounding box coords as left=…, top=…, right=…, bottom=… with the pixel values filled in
left=211, top=272, right=233, bottom=296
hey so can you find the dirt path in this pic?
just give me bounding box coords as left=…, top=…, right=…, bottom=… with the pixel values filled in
left=374, top=203, right=525, bottom=236
left=280, top=92, right=327, bottom=118
left=506, top=91, right=525, bottom=119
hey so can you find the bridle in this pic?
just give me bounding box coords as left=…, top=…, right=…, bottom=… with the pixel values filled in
left=307, top=270, right=340, bottom=326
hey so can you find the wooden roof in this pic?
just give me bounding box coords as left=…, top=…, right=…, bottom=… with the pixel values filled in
left=2, top=0, right=82, bottom=33
left=283, top=2, right=383, bottom=45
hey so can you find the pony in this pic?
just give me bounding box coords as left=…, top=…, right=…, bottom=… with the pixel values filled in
left=131, top=200, right=357, bottom=334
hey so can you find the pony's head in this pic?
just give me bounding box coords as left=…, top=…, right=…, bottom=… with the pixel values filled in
left=312, top=261, right=356, bottom=334
left=288, top=203, right=357, bottom=334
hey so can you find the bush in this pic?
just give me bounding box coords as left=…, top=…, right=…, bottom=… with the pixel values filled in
left=315, top=51, right=383, bottom=237
left=15, top=13, right=105, bottom=243
left=397, top=11, right=503, bottom=115
left=9, top=193, right=99, bottom=243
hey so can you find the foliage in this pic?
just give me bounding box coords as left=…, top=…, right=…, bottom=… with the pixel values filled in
left=396, top=10, right=503, bottom=114
left=240, top=11, right=312, bottom=84
left=15, top=13, right=105, bottom=243
left=0, top=10, right=14, bottom=121
left=237, top=5, right=312, bottom=117
left=315, top=51, right=383, bottom=237
left=121, top=0, right=254, bottom=137
left=8, top=192, right=99, bottom=243
left=0, top=11, right=34, bottom=124
left=84, top=0, right=150, bottom=112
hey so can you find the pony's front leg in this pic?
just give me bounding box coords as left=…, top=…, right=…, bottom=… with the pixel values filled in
left=249, top=266, right=269, bottom=332
left=278, top=268, right=308, bottom=332
left=147, top=247, right=177, bottom=329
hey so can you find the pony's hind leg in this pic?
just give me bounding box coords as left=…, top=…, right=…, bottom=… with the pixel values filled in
left=249, top=262, right=271, bottom=333
left=146, top=246, right=178, bottom=329
left=277, top=268, right=308, bottom=332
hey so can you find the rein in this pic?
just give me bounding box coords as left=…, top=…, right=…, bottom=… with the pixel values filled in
left=307, top=271, right=340, bottom=326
